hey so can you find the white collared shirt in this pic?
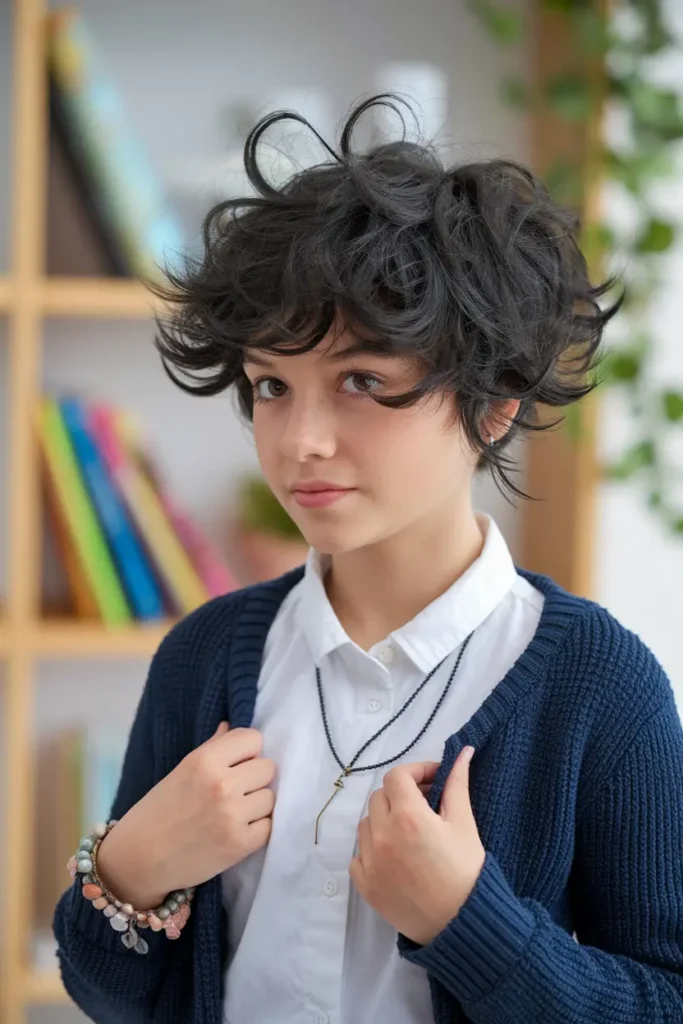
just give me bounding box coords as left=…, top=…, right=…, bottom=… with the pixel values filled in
left=221, top=515, right=544, bottom=1024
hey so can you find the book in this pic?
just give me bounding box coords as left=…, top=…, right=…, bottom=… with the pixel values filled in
left=34, top=725, right=127, bottom=929
left=34, top=728, right=84, bottom=928
left=45, top=7, right=185, bottom=283
left=60, top=396, right=166, bottom=621
left=37, top=397, right=132, bottom=626
left=118, top=410, right=238, bottom=598
left=89, top=402, right=210, bottom=615
left=41, top=458, right=100, bottom=619
left=47, top=76, right=128, bottom=276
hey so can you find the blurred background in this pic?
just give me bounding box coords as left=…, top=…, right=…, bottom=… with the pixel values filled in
left=1, top=0, right=683, bottom=1020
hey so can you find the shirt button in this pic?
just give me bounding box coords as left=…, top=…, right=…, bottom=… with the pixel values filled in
left=378, top=645, right=394, bottom=664
left=367, top=699, right=382, bottom=713
left=323, top=877, right=338, bottom=897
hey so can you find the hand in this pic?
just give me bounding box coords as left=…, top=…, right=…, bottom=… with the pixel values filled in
left=349, top=746, right=486, bottom=947
left=97, top=722, right=276, bottom=908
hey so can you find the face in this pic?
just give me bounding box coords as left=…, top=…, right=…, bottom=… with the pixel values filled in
left=243, top=330, right=478, bottom=556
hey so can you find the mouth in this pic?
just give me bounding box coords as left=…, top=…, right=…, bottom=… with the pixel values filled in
left=290, top=484, right=355, bottom=509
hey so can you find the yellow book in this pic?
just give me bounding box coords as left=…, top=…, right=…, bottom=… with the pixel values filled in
left=89, top=403, right=209, bottom=615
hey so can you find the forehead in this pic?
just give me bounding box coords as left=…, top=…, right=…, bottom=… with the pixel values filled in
left=243, top=328, right=395, bottom=368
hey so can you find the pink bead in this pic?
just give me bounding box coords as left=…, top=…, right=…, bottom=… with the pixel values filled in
left=148, top=914, right=164, bottom=932
left=178, top=903, right=190, bottom=925
left=163, top=918, right=181, bottom=939
left=83, top=884, right=103, bottom=900
left=67, top=856, right=78, bottom=879
left=93, top=896, right=109, bottom=910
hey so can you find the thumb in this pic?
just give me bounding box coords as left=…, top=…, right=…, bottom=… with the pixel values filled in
left=440, top=745, right=475, bottom=821
left=202, top=721, right=230, bottom=745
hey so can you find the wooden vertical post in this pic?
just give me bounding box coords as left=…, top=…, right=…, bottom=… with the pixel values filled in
left=2, top=0, right=47, bottom=1020
left=522, top=1, right=607, bottom=596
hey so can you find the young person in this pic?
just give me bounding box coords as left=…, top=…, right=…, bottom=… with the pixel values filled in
left=53, top=95, right=683, bottom=1024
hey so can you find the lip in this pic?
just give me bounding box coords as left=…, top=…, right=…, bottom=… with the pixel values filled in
left=291, top=483, right=355, bottom=509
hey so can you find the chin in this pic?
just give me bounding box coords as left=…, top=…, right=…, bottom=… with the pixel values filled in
left=297, top=520, right=372, bottom=556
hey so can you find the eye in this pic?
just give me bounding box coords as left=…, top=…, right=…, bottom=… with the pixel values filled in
left=341, top=372, right=383, bottom=396
left=252, top=377, right=288, bottom=402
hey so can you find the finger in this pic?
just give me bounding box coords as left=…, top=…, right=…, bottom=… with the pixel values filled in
left=383, top=761, right=440, bottom=808
left=197, top=721, right=229, bottom=747
left=201, top=724, right=264, bottom=768
left=356, top=815, right=371, bottom=864
left=440, top=746, right=475, bottom=821
left=367, top=787, right=390, bottom=826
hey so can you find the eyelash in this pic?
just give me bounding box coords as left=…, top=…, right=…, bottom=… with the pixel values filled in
left=250, top=371, right=384, bottom=404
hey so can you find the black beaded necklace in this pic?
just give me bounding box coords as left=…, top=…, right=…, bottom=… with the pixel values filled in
left=314, top=630, right=475, bottom=844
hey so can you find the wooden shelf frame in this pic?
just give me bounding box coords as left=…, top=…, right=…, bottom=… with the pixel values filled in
left=0, top=275, right=165, bottom=318
left=0, top=3, right=175, bottom=1019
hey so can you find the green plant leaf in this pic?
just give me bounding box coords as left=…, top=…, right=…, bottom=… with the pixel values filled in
left=601, top=348, right=643, bottom=384
left=563, top=403, right=584, bottom=441
left=500, top=75, right=531, bottom=109
left=605, top=147, right=675, bottom=197
left=574, top=7, right=611, bottom=56
left=605, top=439, right=656, bottom=480
left=635, top=217, right=676, bottom=253
left=673, top=517, right=683, bottom=534
left=543, top=158, right=583, bottom=205
left=649, top=490, right=662, bottom=509
left=544, top=74, right=594, bottom=121
left=468, top=1, right=524, bottom=45
left=663, top=391, right=683, bottom=422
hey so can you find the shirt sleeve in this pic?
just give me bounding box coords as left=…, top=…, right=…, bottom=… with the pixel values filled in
left=398, top=695, right=683, bottom=1023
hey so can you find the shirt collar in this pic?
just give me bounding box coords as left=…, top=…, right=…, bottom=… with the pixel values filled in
left=298, top=514, right=518, bottom=673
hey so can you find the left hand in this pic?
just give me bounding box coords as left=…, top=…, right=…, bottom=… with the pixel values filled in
left=349, top=746, right=486, bottom=947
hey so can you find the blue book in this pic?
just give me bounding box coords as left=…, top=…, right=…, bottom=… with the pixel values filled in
left=60, top=396, right=165, bottom=620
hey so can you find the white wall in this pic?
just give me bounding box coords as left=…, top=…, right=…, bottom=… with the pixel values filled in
left=596, top=0, right=683, bottom=712
left=0, top=1, right=531, bottom=1018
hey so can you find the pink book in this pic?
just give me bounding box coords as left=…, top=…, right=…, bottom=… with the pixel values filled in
left=116, top=409, right=237, bottom=599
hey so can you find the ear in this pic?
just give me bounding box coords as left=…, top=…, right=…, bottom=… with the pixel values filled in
left=487, top=398, right=520, bottom=443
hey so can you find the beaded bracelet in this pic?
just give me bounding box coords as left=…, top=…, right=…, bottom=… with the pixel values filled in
left=67, top=820, right=196, bottom=955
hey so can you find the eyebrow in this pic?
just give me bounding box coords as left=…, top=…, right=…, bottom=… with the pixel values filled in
left=243, top=338, right=392, bottom=368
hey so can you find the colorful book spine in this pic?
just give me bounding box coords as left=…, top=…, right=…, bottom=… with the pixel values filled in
left=60, top=396, right=165, bottom=621
left=89, top=403, right=210, bottom=616
left=37, top=397, right=131, bottom=626
left=45, top=7, right=185, bottom=283
left=41, top=453, right=100, bottom=619
left=117, top=410, right=237, bottom=598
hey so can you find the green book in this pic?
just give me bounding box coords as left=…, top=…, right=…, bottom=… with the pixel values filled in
left=39, top=397, right=131, bottom=626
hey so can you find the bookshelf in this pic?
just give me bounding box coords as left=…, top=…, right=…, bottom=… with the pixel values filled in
left=1, top=0, right=177, bottom=1019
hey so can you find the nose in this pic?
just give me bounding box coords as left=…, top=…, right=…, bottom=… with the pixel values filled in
left=279, top=393, right=337, bottom=462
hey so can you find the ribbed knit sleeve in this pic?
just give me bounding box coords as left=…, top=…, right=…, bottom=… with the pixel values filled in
left=52, top=622, right=197, bottom=1023
left=400, top=688, right=683, bottom=1023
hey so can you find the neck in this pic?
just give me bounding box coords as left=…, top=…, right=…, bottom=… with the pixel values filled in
left=324, top=501, right=485, bottom=651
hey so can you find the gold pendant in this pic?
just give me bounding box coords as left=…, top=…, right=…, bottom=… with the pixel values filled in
left=315, top=768, right=352, bottom=844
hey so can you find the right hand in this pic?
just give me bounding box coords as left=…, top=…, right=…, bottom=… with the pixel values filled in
left=96, top=722, right=276, bottom=909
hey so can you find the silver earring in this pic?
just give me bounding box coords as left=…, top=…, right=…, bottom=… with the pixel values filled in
left=489, top=434, right=495, bottom=446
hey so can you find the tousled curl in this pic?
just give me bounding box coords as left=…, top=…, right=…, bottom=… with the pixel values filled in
left=150, top=93, right=623, bottom=500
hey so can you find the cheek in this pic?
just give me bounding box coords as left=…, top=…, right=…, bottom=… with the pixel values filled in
left=251, top=410, right=280, bottom=477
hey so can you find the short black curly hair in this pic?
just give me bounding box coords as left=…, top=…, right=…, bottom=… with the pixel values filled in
left=151, top=93, right=623, bottom=500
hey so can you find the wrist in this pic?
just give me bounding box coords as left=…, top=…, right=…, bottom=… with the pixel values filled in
left=96, top=828, right=167, bottom=910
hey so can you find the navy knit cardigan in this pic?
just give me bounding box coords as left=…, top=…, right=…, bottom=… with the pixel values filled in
left=53, top=566, right=683, bottom=1023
